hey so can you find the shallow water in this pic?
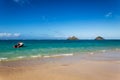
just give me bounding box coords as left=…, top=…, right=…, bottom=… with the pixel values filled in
left=0, top=40, right=120, bottom=61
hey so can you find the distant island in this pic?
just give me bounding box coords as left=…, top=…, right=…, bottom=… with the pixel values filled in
left=67, top=36, right=79, bottom=40
left=67, top=36, right=105, bottom=40
left=95, top=36, right=104, bottom=40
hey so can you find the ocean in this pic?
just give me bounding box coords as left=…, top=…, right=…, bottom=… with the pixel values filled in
left=0, top=40, right=120, bottom=61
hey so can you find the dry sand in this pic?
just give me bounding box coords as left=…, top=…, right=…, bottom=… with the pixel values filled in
left=0, top=56, right=120, bottom=80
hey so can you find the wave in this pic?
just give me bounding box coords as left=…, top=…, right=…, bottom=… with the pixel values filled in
left=30, top=55, right=42, bottom=58
left=43, top=53, right=74, bottom=58
left=1, top=48, right=120, bottom=62
left=16, top=56, right=26, bottom=59
left=0, top=58, right=8, bottom=61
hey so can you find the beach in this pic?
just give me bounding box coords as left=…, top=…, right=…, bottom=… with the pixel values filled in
left=0, top=40, right=120, bottom=80
left=1, top=0, right=120, bottom=79
left=0, top=52, right=120, bottom=80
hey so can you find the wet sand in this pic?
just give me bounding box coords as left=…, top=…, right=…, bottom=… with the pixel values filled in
left=0, top=54, right=120, bottom=80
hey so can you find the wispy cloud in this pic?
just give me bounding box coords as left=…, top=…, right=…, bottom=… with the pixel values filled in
left=13, top=33, right=21, bottom=37
left=12, top=0, right=30, bottom=5
left=13, top=0, right=20, bottom=3
left=0, top=33, right=21, bottom=37
left=105, top=12, right=112, bottom=18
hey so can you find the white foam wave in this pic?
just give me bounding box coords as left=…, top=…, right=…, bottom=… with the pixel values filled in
left=0, top=58, right=8, bottom=61
left=30, top=55, right=41, bottom=58
left=90, top=52, right=94, bottom=55
left=60, top=53, right=74, bottom=56
left=101, top=50, right=106, bottom=53
left=17, top=56, right=26, bottom=59
left=43, top=53, right=73, bottom=58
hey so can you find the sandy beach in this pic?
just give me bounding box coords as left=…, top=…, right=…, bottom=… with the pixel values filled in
left=0, top=54, right=120, bottom=80
left=0, top=0, right=120, bottom=79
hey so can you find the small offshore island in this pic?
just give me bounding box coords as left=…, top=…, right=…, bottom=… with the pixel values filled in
left=0, top=37, right=120, bottom=80
left=0, top=0, right=120, bottom=80
left=67, top=36, right=105, bottom=40
left=95, top=36, right=104, bottom=40
left=67, top=36, right=79, bottom=40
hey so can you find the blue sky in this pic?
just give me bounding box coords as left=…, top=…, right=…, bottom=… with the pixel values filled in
left=0, top=0, right=120, bottom=39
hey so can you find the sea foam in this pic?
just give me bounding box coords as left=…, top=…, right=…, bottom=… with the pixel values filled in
left=30, top=55, right=41, bottom=58
left=17, top=56, right=26, bottom=59
left=43, top=53, right=74, bottom=58
left=0, top=58, right=8, bottom=61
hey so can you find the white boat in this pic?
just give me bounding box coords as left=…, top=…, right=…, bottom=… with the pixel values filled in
left=14, top=42, right=24, bottom=48
left=18, top=42, right=24, bottom=47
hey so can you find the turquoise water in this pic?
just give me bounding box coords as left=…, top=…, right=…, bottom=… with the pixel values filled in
left=0, top=40, right=120, bottom=60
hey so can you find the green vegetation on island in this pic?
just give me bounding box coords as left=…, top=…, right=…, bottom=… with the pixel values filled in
left=95, top=36, right=104, bottom=40
left=67, top=36, right=79, bottom=40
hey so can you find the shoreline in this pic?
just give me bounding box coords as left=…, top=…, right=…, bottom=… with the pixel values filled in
left=1, top=48, right=120, bottom=62
left=0, top=51, right=120, bottom=80
left=0, top=50, right=120, bottom=80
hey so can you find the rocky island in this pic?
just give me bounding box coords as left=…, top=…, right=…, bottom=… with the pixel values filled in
left=95, top=36, right=104, bottom=40
left=67, top=36, right=79, bottom=40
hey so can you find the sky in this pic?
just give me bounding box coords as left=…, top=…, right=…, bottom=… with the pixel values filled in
left=0, top=0, right=120, bottom=39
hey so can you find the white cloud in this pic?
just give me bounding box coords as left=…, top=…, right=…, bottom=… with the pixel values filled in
left=0, top=33, right=11, bottom=37
left=0, top=33, right=21, bottom=37
left=105, top=12, right=112, bottom=18
left=13, top=33, right=21, bottom=37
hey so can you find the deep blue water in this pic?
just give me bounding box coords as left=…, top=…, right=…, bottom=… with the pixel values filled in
left=0, top=40, right=120, bottom=60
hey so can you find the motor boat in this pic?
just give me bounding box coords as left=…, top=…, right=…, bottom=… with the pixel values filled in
left=14, top=42, right=24, bottom=48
